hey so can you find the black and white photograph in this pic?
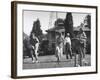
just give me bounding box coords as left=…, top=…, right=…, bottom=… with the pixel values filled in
left=11, top=1, right=97, bottom=78
left=23, top=10, right=91, bottom=69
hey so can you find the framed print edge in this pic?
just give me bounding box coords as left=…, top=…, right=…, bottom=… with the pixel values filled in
left=11, top=1, right=17, bottom=78
left=11, top=1, right=98, bottom=79
left=96, top=6, right=98, bottom=74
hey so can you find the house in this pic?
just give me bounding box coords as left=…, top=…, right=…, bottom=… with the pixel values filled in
left=47, top=24, right=90, bottom=43
left=46, top=18, right=65, bottom=44
left=46, top=21, right=65, bottom=54
left=46, top=23, right=91, bottom=54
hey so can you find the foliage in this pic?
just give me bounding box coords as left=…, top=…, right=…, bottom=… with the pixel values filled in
left=85, top=15, right=91, bottom=29
left=31, top=19, right=43, bottom=39
left=64, top=12, right=74, bottom=38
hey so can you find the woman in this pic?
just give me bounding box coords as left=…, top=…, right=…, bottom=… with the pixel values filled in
left=30, top=33, right=39, bottom=63
left=55, top=33, right=64, bottom=62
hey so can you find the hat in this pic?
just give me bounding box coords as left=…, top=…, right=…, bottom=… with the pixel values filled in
left=67, top=33, right=70, bottom=36
left=79, top=28, right=83, bottom=32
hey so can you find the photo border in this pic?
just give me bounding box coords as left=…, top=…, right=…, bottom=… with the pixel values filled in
left=11, top=1, right=98, bottom=78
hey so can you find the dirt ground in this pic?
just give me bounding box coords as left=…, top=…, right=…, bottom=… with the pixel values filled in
left=23, top=54, right=91, bottom=69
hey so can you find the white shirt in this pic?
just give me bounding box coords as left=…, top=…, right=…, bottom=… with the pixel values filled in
left=64, top=37, right=71, bottom=45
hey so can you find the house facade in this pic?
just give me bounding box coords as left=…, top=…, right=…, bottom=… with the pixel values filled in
left=46, top=24, right=91, bottom=54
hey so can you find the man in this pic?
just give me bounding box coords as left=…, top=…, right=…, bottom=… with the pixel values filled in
left=77, top=28, right=87, bottom=58
left=30, top=33, right=39, bottom=63
left=64, top=33, right=72, bottom=59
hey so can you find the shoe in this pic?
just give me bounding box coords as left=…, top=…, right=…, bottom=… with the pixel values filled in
left=35, top=60, right=39, bottom=63
left=84, top=61, right=88, bottom=66
left=76, top=64, right=80, bottom=67
left=32, top=60, right=35, bottom=63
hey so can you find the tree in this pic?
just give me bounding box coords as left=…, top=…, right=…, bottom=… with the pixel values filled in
left=85, top=15, right=91, bottom=29
left=31, top=19, right=43, bottom=39
left=64, top=12, right=74, bottom=38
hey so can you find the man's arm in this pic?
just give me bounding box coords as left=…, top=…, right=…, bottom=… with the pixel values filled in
left=36, top=37, right=39, bottom=43
left=83, top=32, right=87, bottom=39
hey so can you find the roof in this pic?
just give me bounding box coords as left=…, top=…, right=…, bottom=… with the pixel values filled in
left=46, top=25, right=65, bottom=33
left=46, top=25, right=90, bottom=33
left=73, top=27, right=90, bottom=31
